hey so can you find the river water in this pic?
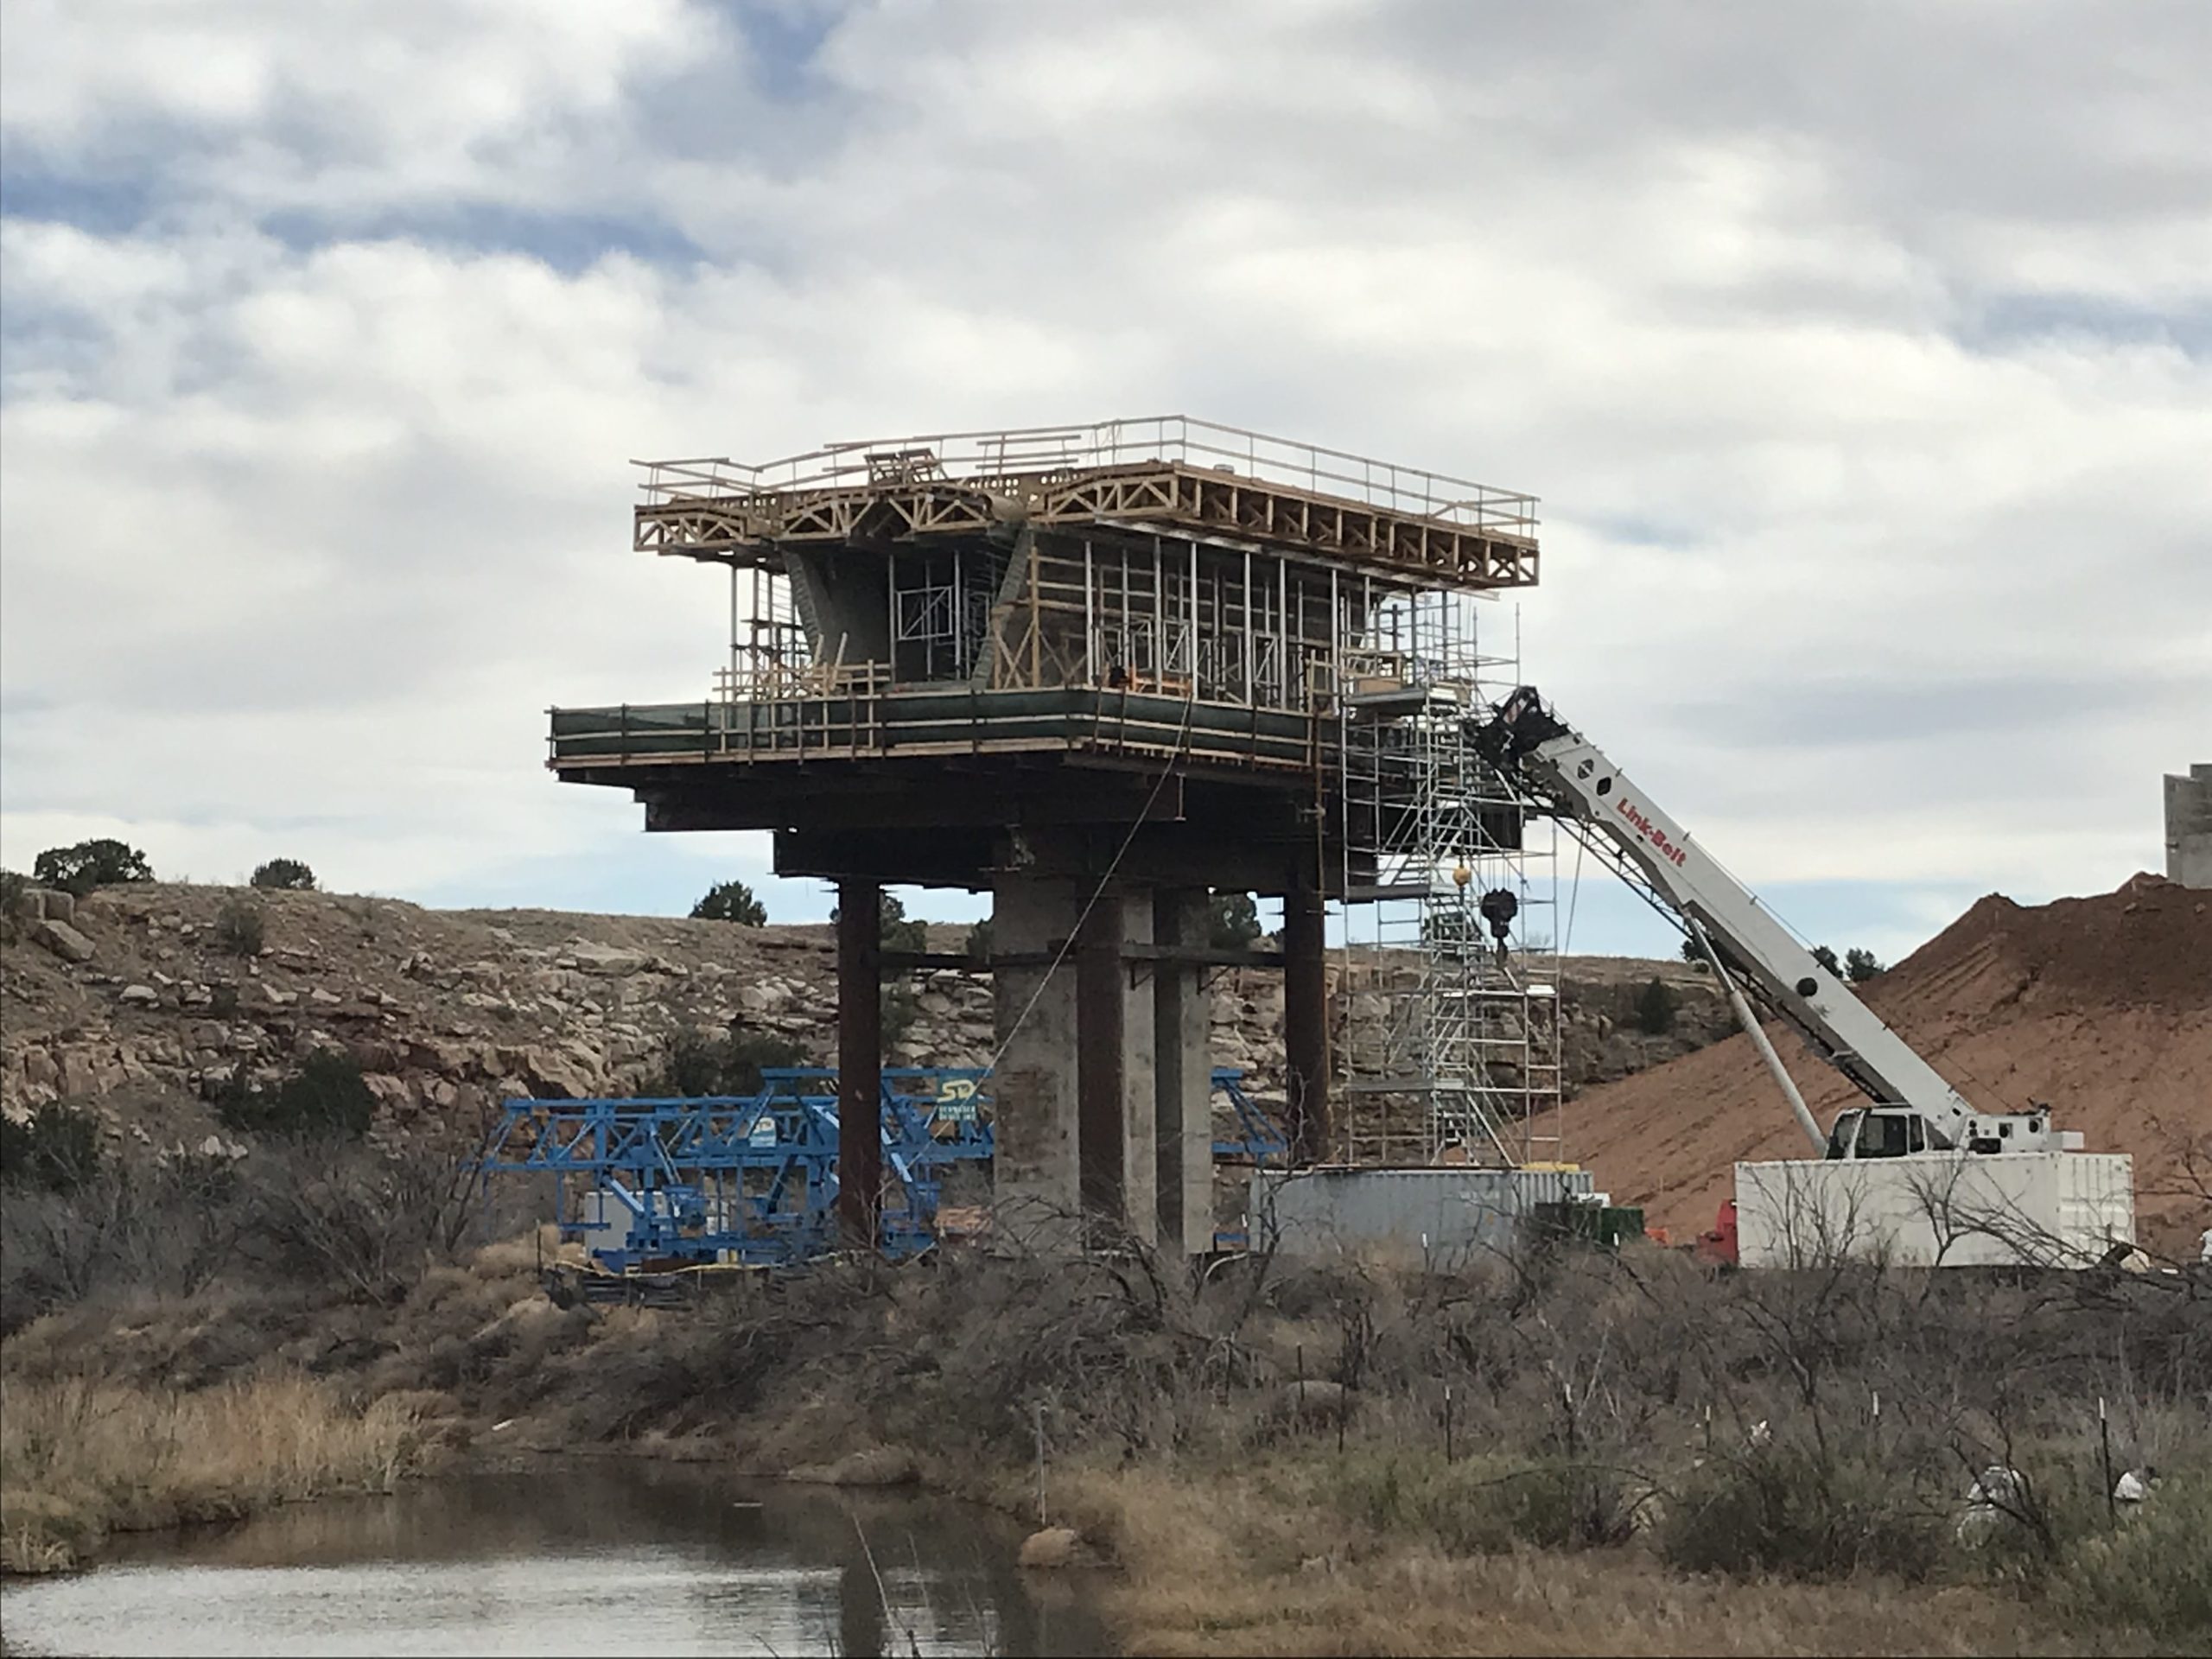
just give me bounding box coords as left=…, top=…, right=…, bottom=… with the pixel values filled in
left=0, top=1464, right=1113, bottom=1657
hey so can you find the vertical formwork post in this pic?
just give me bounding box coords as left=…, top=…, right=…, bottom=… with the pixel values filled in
left=837, top=879, right=883, bottom=1249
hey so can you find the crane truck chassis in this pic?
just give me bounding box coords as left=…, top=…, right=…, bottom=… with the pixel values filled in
left=1472, top=686, right=2137, bottom=1270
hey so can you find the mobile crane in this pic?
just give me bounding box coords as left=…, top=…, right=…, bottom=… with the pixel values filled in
left=1473, top=685, right=2071, bottom=1165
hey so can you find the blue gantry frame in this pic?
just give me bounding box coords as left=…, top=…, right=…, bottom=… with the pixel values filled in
left=1211, top=1068, right=1288, bottom=1166
left=477, top=1065, right=1286, bottom=1271
left=476, top=1066, right=992, bottom=1270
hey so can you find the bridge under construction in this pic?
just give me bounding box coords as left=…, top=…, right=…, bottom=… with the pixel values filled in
left=550, top=416, right=1564, bottom=1255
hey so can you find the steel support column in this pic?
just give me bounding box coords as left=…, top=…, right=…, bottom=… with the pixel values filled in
left=837, top=879, right=883, bottom=1246
left=1284, top=879, right=1330, bottom=1165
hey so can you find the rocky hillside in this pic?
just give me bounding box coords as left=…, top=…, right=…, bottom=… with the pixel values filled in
left=3, top=881, right=1731, bottom=1157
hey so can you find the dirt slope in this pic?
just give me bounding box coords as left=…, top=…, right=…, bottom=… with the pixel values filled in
left=1550, top=874, right=2212, bottom=1257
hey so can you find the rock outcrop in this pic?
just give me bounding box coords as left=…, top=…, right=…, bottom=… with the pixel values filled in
left=2, top=883, right=1729, bottom=1158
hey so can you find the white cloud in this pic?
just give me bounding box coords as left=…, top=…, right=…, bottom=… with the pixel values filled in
left=1, top=1, right=713, bottom=216
left=1, top=0, right=2207, bottom=940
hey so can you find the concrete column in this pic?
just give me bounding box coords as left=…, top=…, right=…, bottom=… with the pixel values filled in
left=1153, top=888, right=1214, bottom=1255
left=1076, top=892, right=1157, bottom=1243
left=1284, top=881, right=1330, bottom=1166
left=992, top=874, right=1082, bottom=1227
left=836, top=880, right=882, bottom=1249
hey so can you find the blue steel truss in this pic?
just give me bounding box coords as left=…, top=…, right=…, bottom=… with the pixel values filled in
left=477, top=1067, right=991, bottom=1270
left=479, top=1065, right=1284, bottom=1271
left=1211, top=1068, right=1288, bottom=1166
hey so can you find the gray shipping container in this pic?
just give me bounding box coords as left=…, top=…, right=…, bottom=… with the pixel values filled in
left=1251, top=1166, right=1597, bottom=1262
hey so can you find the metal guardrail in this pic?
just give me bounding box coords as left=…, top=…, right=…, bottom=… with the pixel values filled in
left=634, top=416, right=1536, bottom=535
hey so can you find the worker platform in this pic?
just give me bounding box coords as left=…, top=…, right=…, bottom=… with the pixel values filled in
left=630, top=416, right=1537, bottom=585
left=548, top=417, right=1559, bottom=1251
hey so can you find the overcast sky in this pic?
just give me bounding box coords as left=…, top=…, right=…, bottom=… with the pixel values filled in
left=3, top=0, right=2206, bottom=962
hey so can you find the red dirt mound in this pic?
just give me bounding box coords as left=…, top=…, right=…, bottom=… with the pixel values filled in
left=1545, top=875, right=2212, bottom=1259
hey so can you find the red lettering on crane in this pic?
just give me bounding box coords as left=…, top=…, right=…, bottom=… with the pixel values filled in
left=1615, top=795, right=1689, bottom=868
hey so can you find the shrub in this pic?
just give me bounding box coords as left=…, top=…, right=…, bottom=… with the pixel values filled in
left=828, top=893, right=927, bottom=956
left=215, top=1051, right=374, bottom=1140
left=0, top=1105, right=103, bottom=1194
left=238, top=1141, right=479, bottom=1304
left=2051, top=1478, right=2212, bottom=1642
left=32, top=839, right=153, bottom=897
left=1811, top=944, right=1842, bottom=976
left=881, top=893, right=927, bottom=956
left=1634, top=976, right=1679, bottom=1035
left=1338, top=1452, right=1642, bottom=1554
left=1657, top=1444, right=1943, bottom=1582
left=881, top=982, right=919, bottom=1053
left=251, top=858, right=316, bottom=892
left=1208, top=891, right=1261, bottom=951
left=690, top=880, right=766, bottom=925
left=1, top=868, right=27, bottom=941
left=1845, top=947, right=1885, bottom=983
left=213, top=896, right=266, bottom=957
left=1, top=1152, right=246, bottom=1329
left=649, top=1028, right=807, bottom=1098
left=965, top=917, right=994, bottom=964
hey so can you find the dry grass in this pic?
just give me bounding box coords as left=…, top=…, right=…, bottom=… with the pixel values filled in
left=2, top=1222, right=2203, bottom=1652
left=0, top=1370, right=423, bottom=1573
left=1049, top=1459, right=2083, bottom=1658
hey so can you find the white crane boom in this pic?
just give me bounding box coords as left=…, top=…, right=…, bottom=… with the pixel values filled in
left=1477, top=687, right=2057, bottom=1160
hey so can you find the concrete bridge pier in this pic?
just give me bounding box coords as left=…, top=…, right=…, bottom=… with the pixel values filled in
left=991, top=873, right=1213, bottom=1255
left=1152, top=888, right=1214, bottom=1258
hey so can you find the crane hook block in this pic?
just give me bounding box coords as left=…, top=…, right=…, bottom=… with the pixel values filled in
left=1478, top=887, right=1519, bottom=942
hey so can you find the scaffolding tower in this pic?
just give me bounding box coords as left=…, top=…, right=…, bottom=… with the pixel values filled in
left=1332, top=592, right=1563, bottom=1166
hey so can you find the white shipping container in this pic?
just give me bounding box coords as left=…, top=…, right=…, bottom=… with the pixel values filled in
left=1254, top=1166, right=1596, bottom=1262
left=1734, top=1152, right=2134, bottom=1269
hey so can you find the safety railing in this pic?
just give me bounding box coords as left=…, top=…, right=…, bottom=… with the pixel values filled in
left=634, top=416, right=1536, bottom=535
left=548, top=689, right=1327, bottom=772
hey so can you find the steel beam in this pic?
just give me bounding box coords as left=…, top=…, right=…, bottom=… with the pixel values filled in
left=836, top=879, right=883, bottom=1246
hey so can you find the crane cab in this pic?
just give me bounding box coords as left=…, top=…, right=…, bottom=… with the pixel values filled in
left=1824, top=1107, right=1933, bottom=1160
left=1826, top=1105, right=2068, bottom=1160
